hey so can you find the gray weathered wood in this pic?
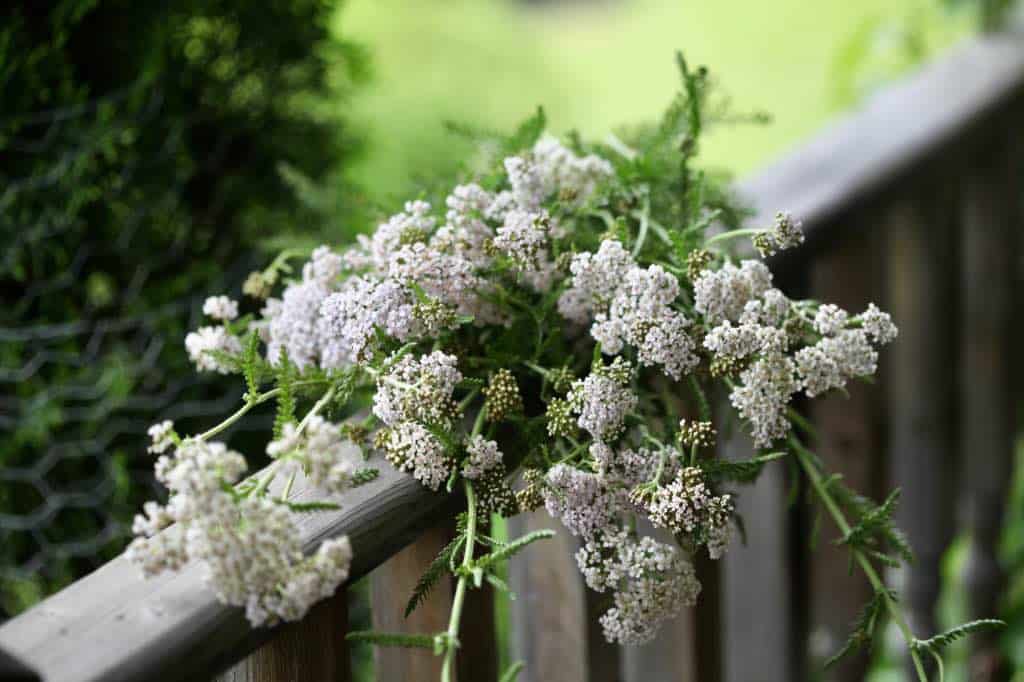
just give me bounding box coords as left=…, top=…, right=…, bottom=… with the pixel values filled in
left=0, top=454, right=455, bottom=682
left=735, top=27, right=1024, bottom=238
left=371, top=523, right=454, bottom=681
left=457, top=541, right=500, bottom=682
left=719, top=425, right=796, bottom=682
left=885, top=188, right=958, bottom=670
left=215, top=588, right=351, bottom=682
left=507, top=510, right=592, bottom=682
left=807, top=226, right=884, bottom=681
left=961, top=139, right=1018, bottom=677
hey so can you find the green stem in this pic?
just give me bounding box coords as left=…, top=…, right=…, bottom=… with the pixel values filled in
left=632, top=197, right=651, bottom=257
left=441, top=480, right=478, bottom=682
left=197, top=388, right=280, bottom=442
left=280, top=469, right=297, bottom=502
left=197, top=379, right=330, bottom=443
left=790, top=436, right=928, bottom=681
left=703, top=227, right=762, bottom=248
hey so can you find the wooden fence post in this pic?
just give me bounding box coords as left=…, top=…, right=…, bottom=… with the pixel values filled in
left=370, top=523, right=454, bottom=681
left=214, top=588, right=351, bottom=682
left=507, top=509, right=619, bottom=682
left=961, top=138, right=1018, bottom=678
left=885, top=185, right=958, bottom=672
left=807, top=224, right=885, bottom=681
left=719, top=424, right=797, bottom=682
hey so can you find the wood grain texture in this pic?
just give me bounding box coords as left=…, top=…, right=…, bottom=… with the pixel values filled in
left=885, top=186, right=958, bottom=674
left=215, top=588, right=351, bottom=682
left=961, top=138, right=1019, bottom=678
left=371, top=523, right=454, bottom=681
left=507, top=510, right=591, bottom=682
left=0, top=455, right=457, bottom=682
left=807, top=225, right=884, bottom=681
left=719, top=425, right=796, bottom=682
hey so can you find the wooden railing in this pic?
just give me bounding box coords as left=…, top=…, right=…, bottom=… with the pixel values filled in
left=2, top=24, right=1023, bottom=682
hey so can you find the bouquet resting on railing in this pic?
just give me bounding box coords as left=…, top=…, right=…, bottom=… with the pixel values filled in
left=126, top=55, right=1000, bottom=681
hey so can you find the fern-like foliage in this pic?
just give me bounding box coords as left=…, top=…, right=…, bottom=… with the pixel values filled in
left=913, top=619, right=1006, bottom=653
left=824, top=589, right=887, bottom=668
left=833, top=487, right=913, bottom=565
left=499, top=661, right=526, bottom=682
left=272, top=349, right=297, bottom=439
left=352, top=468, right=380, bottom=487
left=279, top=501, right=341, bottom=513
left=405, top=538, right=461, bottom=618
left=346, top=631, right=435, bottom=649
left=700, top=452, right=786, bottom=484
left=478, top=529, right=555, bottom=568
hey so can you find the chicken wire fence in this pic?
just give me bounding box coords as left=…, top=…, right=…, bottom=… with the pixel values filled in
left=0, top=78, right=270, bottom=617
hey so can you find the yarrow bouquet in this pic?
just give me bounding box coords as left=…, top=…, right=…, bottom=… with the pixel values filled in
left=127, top=57, right=999, bottom=680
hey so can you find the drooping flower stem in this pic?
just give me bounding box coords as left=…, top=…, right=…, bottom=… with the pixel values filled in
left=441, top=479, right=478, bottom=682
left=789, top=435, right=928, bottom=682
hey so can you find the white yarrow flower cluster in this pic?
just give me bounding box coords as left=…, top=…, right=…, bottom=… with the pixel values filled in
left=203, top=295, right=239, bottom=321
left=566, top=364, right=638, bottom=442
left=576, top=531, right=700, bottom=645
left=645, top=467, right=734, bottom=559
left=562, top=241, right=698, bottom=379
left=266, top=416, right=362, bottom=495
left=185, top=326, right=242, bottom=374
left=127, top=439, right=353, bottom=626
left=463, top=436, right=503, bottom=480
left=693, top=260, right=773, bottom=325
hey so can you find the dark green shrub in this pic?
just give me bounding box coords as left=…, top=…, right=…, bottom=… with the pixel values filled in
left=0, top=0, right=366, bottom=615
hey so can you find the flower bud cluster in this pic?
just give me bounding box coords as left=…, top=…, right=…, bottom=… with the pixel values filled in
left=644, top=467, right=734, bottom=559
left=752, top=211, right=805, bottom=257
left=482, top=369, right=523, bottom=422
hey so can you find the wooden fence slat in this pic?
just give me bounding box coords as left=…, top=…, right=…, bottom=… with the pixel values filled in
left=507, top=510, right=595, bottom=682
left=961, top=139, right=1018, bottom=677
left=370, top=523, right=454, bottom=681
left=458, top=527, right=499, bottom=682
left=807, top=228, right=884, bottom=681
left=885, top=189, right=958, bottom=672
left=214, top=589, right=351, bottom=682
left=0, top=456, right=456, bottom=682
left=719, top=426, right=796, bottom=682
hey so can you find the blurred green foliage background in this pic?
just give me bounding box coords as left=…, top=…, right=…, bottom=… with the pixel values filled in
left=337, top=0, right=971, bottom=204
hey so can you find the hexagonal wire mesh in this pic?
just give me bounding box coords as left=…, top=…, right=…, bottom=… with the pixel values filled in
left=0, top=80, right=272, bottom=617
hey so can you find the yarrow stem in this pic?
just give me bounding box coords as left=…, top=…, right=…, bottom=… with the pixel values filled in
left=702, top=227, right=762, bottom=248
left=196, top=379, right=330, bottom=442
left=789, top=435, right=928, bottom=682
left=441, top=480, right=478, bottom=682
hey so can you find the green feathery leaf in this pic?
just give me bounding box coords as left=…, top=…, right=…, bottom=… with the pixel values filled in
left=479, top=529, right=555, bottom=567
left=345, top=631, right=435, bottom=649
left=500, top=662, right=526, bottom=682
left=405, top=537, right=461, bottom=618
left=281, top=501, right=342, bottom=513
left=824, top=590, right=886, bottom=668
left=914, top=619, right=1006, bottom=653
left=352, top=468, right=379, bottom=487
left=700, top=452, right=786, bottom=484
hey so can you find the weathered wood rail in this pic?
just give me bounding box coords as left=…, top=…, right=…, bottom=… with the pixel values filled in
left=2, top=24, right=1023, bottom=682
